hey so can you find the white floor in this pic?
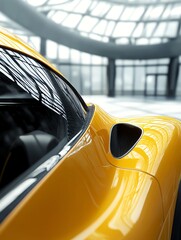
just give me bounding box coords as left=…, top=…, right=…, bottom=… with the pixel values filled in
left=83, top=95, right=181, bottom=120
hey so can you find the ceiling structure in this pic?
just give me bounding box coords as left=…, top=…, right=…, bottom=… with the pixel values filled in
left=0, top=0, right=181, bottom=59
left=32, top=0, right=181, bottom=45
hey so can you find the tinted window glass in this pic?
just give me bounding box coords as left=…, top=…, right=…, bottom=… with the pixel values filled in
left=0, top=48, right=86, bottom=120
left=0, top=47, right=87, bottom=190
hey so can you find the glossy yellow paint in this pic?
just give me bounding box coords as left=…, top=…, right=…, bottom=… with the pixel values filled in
left=0, top=28, right=181, bottom=239
left=1, top=104, right=181, bottom=239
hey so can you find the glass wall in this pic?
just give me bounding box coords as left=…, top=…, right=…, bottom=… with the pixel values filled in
left=18, top=37, right=181, bottom=98
left=115, top=59, right=169, bottom=96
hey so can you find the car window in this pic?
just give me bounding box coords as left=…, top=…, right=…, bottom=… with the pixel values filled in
left=0, top=47, right=87, bottom=191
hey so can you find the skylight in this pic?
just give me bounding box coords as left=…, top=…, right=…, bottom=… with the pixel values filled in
left=62, top=14, right=82, bottom=28
left=92, top=20, right=107, bottom=35
left=5, top=0, right=181, bottom=47
left=74, top=0, right=91, bottom=13
left=113, top=22, right=136, bottom=37
left=130, top=7, right=145, bottom=21
left=106, top=5, right=124, bottom=20
left=78, top=16, right=98, bottom=32
left=50, top=11, right=68, bottom=24
left=148, top=5, right=164, bottom=19
left=91, top=2, right=110, bottom=17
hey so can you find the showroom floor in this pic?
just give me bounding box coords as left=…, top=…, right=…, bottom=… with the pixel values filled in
left=83, top=95, right=181, bottom=120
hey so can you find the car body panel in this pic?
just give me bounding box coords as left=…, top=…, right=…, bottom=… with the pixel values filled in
left=0, top=105, right=181, bottom=239
left=0, top=28, right=181, bottom=239
left=0, top=105, right=164, bottom=240
left=113, top=115, right=181, bottom=218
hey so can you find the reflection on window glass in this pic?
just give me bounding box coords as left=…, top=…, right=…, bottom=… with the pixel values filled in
left=0, top=46, right=88, bottom=192
left=0, top=47, right=86, bottom=123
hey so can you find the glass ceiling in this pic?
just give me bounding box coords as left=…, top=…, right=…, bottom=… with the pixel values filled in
left=23, top=0, right=181, bottom=46
left=0, top=0, right=181, bottom=47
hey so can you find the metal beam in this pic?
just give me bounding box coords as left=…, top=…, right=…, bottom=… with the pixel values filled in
left=1, top=0, right=181, bottom=59
left=167, top=57, right=179, bottom=97
left=41, top=9, right=181, bottom=23
left=107, top=58, right=116, bottom=96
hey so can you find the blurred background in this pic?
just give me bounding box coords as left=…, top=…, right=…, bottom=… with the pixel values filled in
left=0, top=0, right=181, bottom=118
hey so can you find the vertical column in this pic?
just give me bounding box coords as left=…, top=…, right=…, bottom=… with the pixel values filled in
left=167, top=57, right=179, bottom=98
left=107, top=58, right=116, bottom=97
left=40, top=37, right=47, bottom=57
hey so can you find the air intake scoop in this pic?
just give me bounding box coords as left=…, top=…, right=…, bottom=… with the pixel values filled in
left=110, top=123, right=142, bottom=158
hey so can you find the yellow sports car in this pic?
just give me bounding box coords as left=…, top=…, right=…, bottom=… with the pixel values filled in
left=0, top=28, right=181, bottom=240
